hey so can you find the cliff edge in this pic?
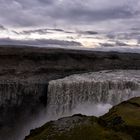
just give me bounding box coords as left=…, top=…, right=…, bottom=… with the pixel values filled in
left=25, top=97, right=140, bottom=140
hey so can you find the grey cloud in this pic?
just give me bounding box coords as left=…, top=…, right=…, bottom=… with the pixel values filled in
left=106, top=34, right=116, bottom=39
left=107, top=31, right=140, bottom=40
left=14, top=0, right=54, bottom=8
left=38, top=0, right=55, bottom=5
left=115, top=41, right=128, bottom=46
left=56, top=6, right=135, bottom=22
left=0, top=0, right=140, bottom=28
left=0, top=25, right=6, bottom=30
left=100, top=43, right=115, bottom=47
left=67, top=36, right=75, bottom=39
left=121, top=32, right=140, bottom=40
left=21, top=29, right=51, bottom=35
left=131, top=27, right=140, bottom=31
left=93, top=46, right=140, bottom=53
left=100, top=40, right=139, bottom=48
left=0, top=38, right=82, bottom=47
left=19, top=28, right=74, bottom=35
left=105, top=30, right=140, bottom=48
left=48, top=29, right=74, bottom=34
left=34, top=39, right=82, bottom=46
left=85, top=31, right=98, bottom=35
left=49, top=29, right=65, bottom=32
left=12, top=30, right=21, bottom=35
left=79, top=31, right=98, bottom=35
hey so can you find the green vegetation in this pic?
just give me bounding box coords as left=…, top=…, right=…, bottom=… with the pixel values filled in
left=100, top=97, right=140, bottom=140
left=25, top=97, right=140, bottom=140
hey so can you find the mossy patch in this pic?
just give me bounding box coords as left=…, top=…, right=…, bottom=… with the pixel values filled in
left=100, top=97, right=140, bottom=140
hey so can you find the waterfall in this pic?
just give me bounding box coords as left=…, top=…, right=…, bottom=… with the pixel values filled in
left=47, top=70, right=140, bottom=116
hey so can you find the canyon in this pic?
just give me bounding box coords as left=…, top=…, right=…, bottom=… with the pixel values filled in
left=0, top=46, right=140, bottom=140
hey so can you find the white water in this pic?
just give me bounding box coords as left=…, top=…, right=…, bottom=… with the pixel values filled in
left=71, top=103, right=112, bottom=117
left=47, top=70, right=140, bottom=117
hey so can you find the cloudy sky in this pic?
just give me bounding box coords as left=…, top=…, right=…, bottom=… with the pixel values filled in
left=0, top=0, right=140, bottom=50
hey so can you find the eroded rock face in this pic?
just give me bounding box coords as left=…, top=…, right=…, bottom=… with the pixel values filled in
left=0, top=81, right=48, bottom=107
left=25, top=97, right=140, bottom=140
left=0, top=81, right=49, bottom=140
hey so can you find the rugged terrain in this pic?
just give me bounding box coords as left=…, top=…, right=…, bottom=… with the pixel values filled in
left=0, top=45, right=140, bottom=140
left=0, top=45, right=140, bottom=107
left=25, top=97, right=140, bottom=140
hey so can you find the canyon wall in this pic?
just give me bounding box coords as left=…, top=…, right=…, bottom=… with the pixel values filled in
left=0, top=46, right=140, bottom=109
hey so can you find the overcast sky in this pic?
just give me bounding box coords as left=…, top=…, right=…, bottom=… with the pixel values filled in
left=0, top=0, right=140, bottom=49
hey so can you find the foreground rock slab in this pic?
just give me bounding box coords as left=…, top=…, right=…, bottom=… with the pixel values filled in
left=25, top=97, right=140, bottom=140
